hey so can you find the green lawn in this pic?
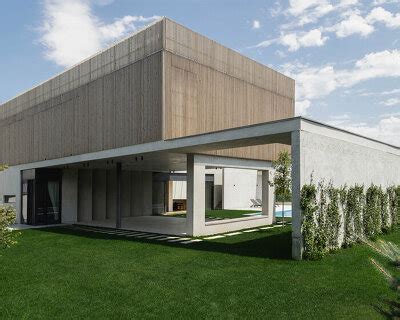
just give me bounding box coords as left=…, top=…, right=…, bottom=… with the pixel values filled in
left=1, top=225, right=399, bottom=319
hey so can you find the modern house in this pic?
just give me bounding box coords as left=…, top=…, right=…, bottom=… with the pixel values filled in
left=1, top=17, right=400, bottom=259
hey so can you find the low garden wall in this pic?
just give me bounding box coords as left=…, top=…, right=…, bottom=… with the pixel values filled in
left=291, top=121, right=400, bottom=260
left=301, top=181, right=400, bottom=259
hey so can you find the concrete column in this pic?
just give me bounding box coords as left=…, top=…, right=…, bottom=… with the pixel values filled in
left=261, top=170, right=274, bottom=225
left=106, top=169, right=116, bottom=219
left=141, top=171, right=153, bottom=216
left=15, top=170, right=22, bottom=224
left=186, top=154, right=205, bottom=236
left=130, top=171, right=141, bottom=216
left=166, top=180, right=173, bottom=212
left=116, top=162, right=122, bottom=229
left=121, top=171, right=131, bottom=218
left=62, top=169, right=78, bottom=224
left=92, top=170, right=107, bottom=221
left=78, top=169, right=93, bottom=222
left=291, top=130, right=303, bottom=260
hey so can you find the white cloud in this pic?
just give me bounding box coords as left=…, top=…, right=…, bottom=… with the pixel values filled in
left=287, top=0, right=332, bottom=17
left=382, top=88, right=400, bottom=95
left=332, top=13, right=374, bottom=37
left=252, top=20, right=261, bottom=29
left=372, top=0, right=400, bottom=5
left=338, top=0, right=359, bottom=7
left=381, top=98, right=400, bottom=106
left=283, top=0, right=334, bottom=28
left=255, top=29, right=328, bottom=51
left=296, top=100, right=311, bottom=115
left=39, top=0, right=159, bottom=68
left=333, top=116, right=400, bottom=146
left=283, top=50, right=400, bottom=113
left=367, top=7, right=400, bottom=28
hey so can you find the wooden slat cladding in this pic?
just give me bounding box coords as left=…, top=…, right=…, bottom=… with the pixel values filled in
left=163, top=51, right=293, bottom=161
left=0, top=53, right=163, bottom=165
left=164, top=18, right=295, bottom=100
left=163, top=18, right=294, bottom=161
left=0, top=19, right=164, bottom=121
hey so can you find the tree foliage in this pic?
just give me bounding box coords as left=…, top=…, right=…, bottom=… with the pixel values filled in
left=271, top=151, right=292, bottom=202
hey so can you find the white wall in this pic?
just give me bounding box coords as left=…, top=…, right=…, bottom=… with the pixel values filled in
left=222, top=168, right=259, bottom=209
left=0, top=167, right=19, bottom=204
left=172, top=168, right=260, bottom=209
left=0, top=167, right=20, bottom=223
left=173, top=181, right=186, bottom=199
left=292, top=128, right=400, bottom=260
left=301, top=131, right=400, bottom=187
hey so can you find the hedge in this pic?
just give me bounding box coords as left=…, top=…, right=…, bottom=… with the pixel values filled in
left=301, top=182, right=400, bottom=260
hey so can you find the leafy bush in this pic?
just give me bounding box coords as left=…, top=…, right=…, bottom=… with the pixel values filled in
left=364, top=185, right=381, bottom=239
left=388, top=186, right=399, bottom=227
left=344, top=185, right=365, bottom=246
left=326, top=184, right=341, bottom=250
left=300, top=184, right=319, bottom=259
left=301, top=181, right=400, bottom=260
left=0, top=205, right=19, bottom=252
left=379, top=188, right=390, bottom=233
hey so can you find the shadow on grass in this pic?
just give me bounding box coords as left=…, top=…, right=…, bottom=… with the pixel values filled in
left=373, top=297, right=400, bottom=319
left=36, top=226, right=293, bottom=260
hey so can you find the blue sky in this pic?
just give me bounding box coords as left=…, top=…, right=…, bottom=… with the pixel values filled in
left=1, top=0, right=400, bottom=145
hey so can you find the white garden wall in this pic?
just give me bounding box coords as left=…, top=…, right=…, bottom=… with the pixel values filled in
left=291, top=122, right=400, bottom=260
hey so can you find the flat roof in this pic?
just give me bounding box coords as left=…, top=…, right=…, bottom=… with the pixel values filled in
left=13, top=116, right=399, bottom=171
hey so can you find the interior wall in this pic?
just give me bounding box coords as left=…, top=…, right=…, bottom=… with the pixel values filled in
left=76, top=169, right=153, bottom=222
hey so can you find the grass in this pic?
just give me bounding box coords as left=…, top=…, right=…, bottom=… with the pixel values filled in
left=1, top=226, right=399, bottom=319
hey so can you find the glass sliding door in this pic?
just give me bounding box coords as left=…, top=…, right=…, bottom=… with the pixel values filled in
left=22, top=168, right=62, bottom=226
left=35, top=179, right=61, bottom=225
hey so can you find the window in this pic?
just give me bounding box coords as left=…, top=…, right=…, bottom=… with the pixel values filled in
left=4, top=195, right=16, bottom=204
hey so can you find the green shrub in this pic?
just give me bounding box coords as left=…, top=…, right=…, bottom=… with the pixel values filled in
left=0, top=205, right=19, bottom=252
left=388, top=186, right=400, bottom=227
left=364, top=185, right=381, bottom=239
left=300, top=184, right=319, bottom=259
left=379, top=188, right=390, bottom=233
left=344, top=186, right=364, bottom=246
left=301, top=182, right=400, bottom=260
left=326, top=184, right=341, bottom=250
left=315, top=182, right=328, bottom=256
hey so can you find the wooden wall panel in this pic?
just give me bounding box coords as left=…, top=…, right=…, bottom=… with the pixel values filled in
left=0, top=19, right=164, bottom=121
left=164, top=53, right=294, bottom=140
left=0, top=53, right=163, bottom=165
left=164, top=18, right=294, bottom=100
left=163, top=18, right=294, bottom=161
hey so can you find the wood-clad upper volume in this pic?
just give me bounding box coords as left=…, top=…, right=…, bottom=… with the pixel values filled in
left=0, top=17, right=294, bottom=166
